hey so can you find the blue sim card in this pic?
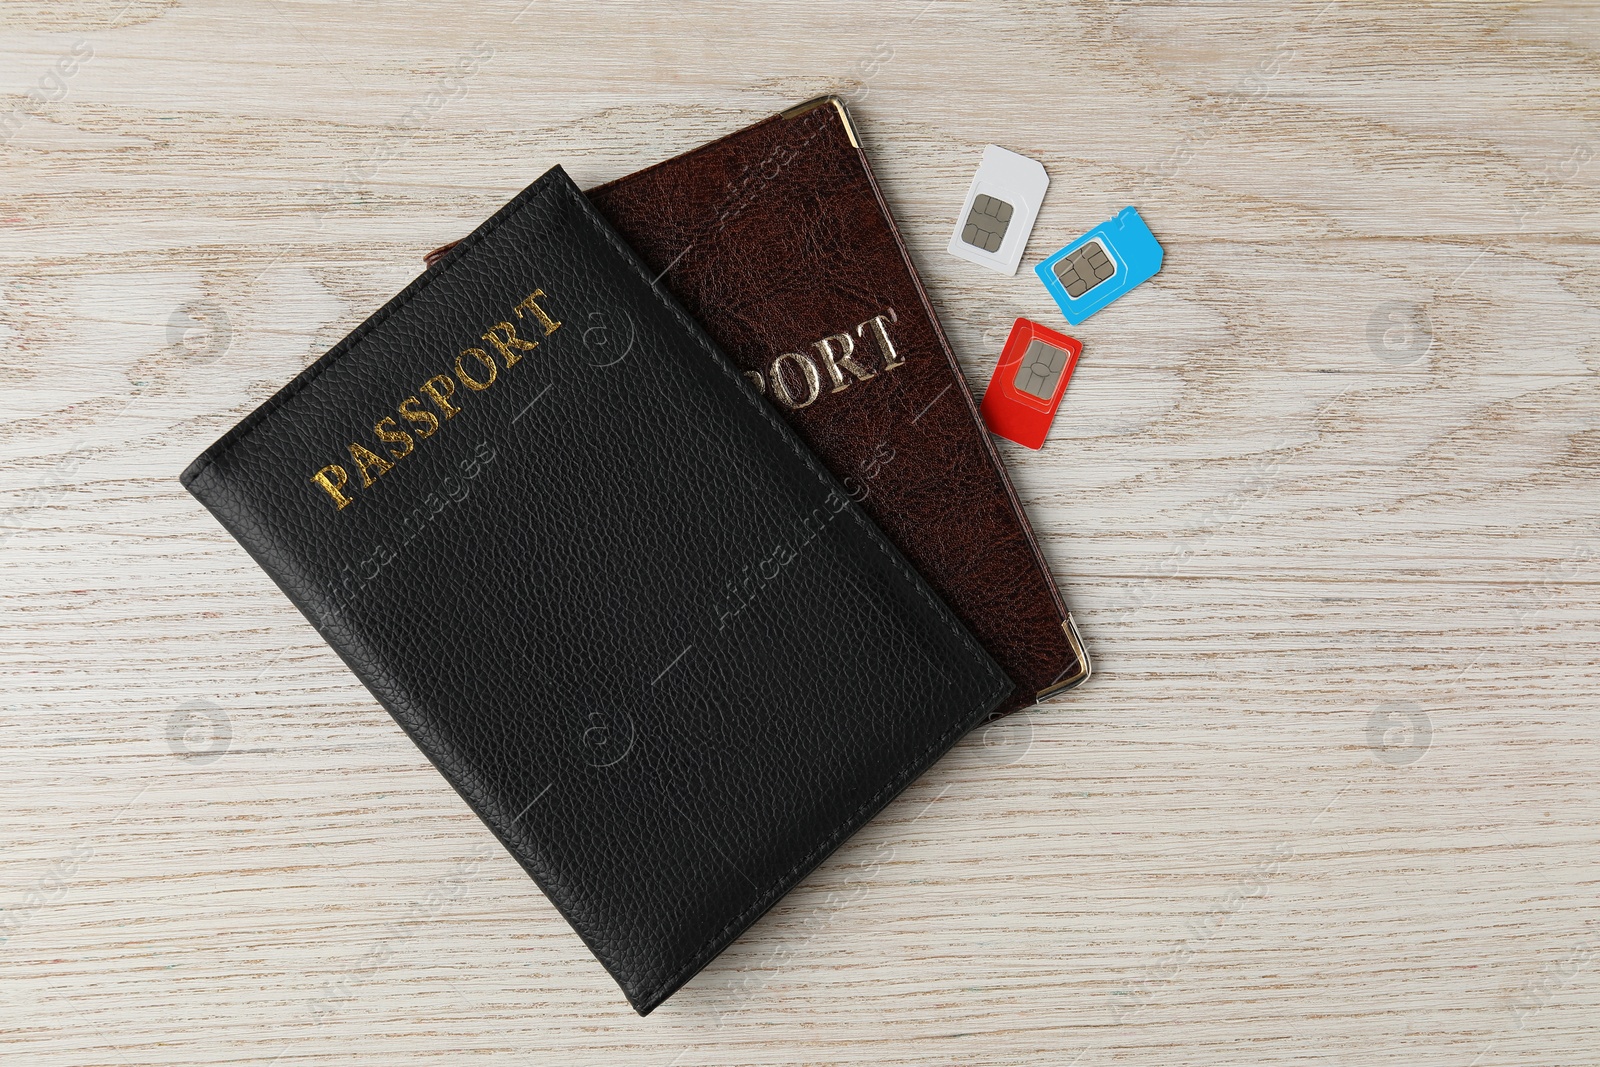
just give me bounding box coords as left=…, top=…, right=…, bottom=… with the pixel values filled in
left=1035, top=206, right=1163, bottom=325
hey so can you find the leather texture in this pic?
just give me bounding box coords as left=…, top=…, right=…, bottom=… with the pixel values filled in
left=422, top=105, right=1086, bottom=712
left=584, top=99, right=1086, bottom=713
left=181, top=167, right=1011, bottom=1015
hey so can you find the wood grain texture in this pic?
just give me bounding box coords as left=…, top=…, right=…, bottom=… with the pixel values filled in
left=3, top=2, right=1598, bottom=1064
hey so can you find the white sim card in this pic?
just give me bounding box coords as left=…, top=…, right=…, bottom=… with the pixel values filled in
left=947, top=145, right=1049, bottom=276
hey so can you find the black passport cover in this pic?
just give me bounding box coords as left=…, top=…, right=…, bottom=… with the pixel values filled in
left=180, top=167, right=1012, bottom=1014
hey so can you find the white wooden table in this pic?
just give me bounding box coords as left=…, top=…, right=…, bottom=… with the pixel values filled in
left=4, top=3, right=1598, bottom=1064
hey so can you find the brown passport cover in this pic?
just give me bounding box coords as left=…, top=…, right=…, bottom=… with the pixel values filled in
left=430, top=96, right=1088, bottom=714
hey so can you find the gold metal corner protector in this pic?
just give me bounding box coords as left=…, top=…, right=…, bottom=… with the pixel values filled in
left=1034, top=613, right=1093, bottom=701
left=779, top=94, right=860, bottom=148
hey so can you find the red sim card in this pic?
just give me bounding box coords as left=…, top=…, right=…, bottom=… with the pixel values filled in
left=979, top=317, right=1083, bottom=450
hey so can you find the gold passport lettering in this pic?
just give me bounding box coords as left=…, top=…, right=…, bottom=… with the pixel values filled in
left=310, top=289, right=561, bottom=511
left=748, top=308, right=902, bottom=410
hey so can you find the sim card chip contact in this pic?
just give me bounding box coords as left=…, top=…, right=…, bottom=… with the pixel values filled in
left=962, top=194, right=1014, bottom=253
left=1051, top=238, right=1116, bottom=297
left=1015, top=339, right=1069, bottom=400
